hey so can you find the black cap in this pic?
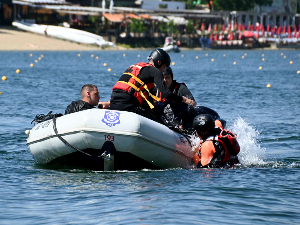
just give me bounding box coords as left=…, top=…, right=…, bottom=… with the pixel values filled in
left=147, top=48, right=171, bottom=68
left=163, top=67, right=173, bottom=76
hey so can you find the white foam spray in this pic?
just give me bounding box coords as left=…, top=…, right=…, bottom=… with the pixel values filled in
left=229, top=117, right=266, bottom=166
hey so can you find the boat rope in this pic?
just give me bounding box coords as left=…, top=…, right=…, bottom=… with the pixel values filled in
left=52, top=117, right=111, bottom=160
left=52, top=117, right=94, bottom=157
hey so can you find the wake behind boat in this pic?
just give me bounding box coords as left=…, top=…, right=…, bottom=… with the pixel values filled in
left=25, top=109, right=194, bottom=171
left=12, top=21, right=114, bottom=48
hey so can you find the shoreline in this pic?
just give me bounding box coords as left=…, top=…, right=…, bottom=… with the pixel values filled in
left=0, top=26, right=298, bottom=51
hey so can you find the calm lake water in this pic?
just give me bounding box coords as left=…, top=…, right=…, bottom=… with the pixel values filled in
left=0, top=50, right=299, bottom=224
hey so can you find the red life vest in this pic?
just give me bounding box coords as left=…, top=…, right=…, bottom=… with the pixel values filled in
left=193, top=128, right=240, bottom=167
left=112, top=62, right=160, bottom=109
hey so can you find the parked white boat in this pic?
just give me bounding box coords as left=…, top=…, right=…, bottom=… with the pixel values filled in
left=12, top=21, right=114, bottom=48
left=162, top=37, right=180, bottom=52
left=162, top=44, right=180, bottom=53
left=25, top=109, right=194, bottom=171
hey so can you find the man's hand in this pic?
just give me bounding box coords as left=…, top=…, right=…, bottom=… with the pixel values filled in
left=182, top=96, right=195, bottom=106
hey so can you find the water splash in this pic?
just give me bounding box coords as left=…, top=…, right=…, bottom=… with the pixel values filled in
left=229, top=117, right=266, bottom=166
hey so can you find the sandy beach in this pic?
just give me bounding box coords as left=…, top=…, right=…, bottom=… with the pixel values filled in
left=0, top=26, right=128, bottom=51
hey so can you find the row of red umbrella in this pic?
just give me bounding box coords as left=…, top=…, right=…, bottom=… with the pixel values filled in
left=201, top=22, right=300, bottom=36
left=209, top=27, right=300, bottom=41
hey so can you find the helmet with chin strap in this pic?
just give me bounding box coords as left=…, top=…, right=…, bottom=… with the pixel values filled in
left=147, top=48, right=171, bottom=68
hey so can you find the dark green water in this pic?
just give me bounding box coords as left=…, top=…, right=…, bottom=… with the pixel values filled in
left=0, top=50, right=299, bottom=224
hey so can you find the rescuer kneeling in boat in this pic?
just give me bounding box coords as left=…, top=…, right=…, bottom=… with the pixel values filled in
left=65, top=84, right=110, bottom=114
left=109, top=48, right=195, bottom=122
left=155, top=66, right=196, bottom=131
left=192, top=114, right=240, bottom=168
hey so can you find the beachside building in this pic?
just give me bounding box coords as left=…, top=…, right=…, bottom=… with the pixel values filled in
left=0, top=0, right=13, bottom=25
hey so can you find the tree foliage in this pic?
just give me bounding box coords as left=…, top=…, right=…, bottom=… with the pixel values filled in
left=213, top=0, right=273, bottom=11
left=129, top=19, right=146, bottom=33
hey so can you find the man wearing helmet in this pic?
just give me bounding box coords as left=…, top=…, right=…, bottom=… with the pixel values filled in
left=110, top=48, right=195, bottom=121
left=156, top=66, right=195, bottom=131
left=192, top=114, right=240, bottom=168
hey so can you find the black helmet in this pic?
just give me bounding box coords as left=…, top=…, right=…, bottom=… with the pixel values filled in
left=163, top=67, right=173, bottom=76
left=192, top=114, right=215, bottom=133
left=147, top=48, right=171, bottom=68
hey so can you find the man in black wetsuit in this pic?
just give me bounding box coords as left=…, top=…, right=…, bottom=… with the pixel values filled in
left=109, top=48, right=195, bottom=121
left=65, top=84, right=110, bottom=114
left=156, top=67, right=196, bottom=131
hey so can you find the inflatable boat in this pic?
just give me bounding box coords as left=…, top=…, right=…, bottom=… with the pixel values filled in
left=25, top=109, right=194, bottom=171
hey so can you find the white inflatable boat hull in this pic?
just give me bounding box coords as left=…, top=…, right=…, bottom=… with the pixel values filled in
left=26, top=109, right=194, bottom=170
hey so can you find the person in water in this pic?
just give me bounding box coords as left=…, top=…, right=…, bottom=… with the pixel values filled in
left=109, top=48, right=195, bottom=122
left=192, top=114, right=240, bottom=168
left=155, top=66, right=196, bottom=131
left=65, top=84, right=110, bottom=114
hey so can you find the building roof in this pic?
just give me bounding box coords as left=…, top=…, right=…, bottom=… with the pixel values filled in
left=126, top=13, right=140, bottom=19
left=13, top=0, right=71, bottom=5
left=103, top=13, right=125, bottom=22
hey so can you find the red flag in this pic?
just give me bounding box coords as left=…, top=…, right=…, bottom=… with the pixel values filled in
left=256, top=27, right=259, bottom=38
left=267, top=24, right=270, bottom=32
left=270, top=31, right=273, bottom=37
left=288, top=25, right=291, bottom=38
left=288, top=25, right=291, bottom=34
left=222, top=24, right=225, bottom=31
left=238, top=24, right=242, bottom=31
left=207, top=24, right=211, bottom=32
left=219, top=33, right=223, bottom=40
left=228, top=23, right=231, bottom=30
left=277, top=26, right=281, bottom=34
left=214, top=34, right=218, bottom=41
left=201, top=23, right=205, bottom=31
left=228, top=32, right=234, bottom=40
left=294, top=26, right=297, bottom=38
left=234, top=23, right=238, bottom=30
left=210, top=33, right=213, bottom=40
left=283, top=25, right=286, bottom=33
left=214, top=24, right=218, bottom=32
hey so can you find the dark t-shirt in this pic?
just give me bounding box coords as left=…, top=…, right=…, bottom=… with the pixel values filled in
left=160, top=81, right=195, bottom=131
left=65, top=100, right=95, bottom=115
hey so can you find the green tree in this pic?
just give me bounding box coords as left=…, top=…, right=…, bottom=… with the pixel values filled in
left=210, top=0, right=273, bottom=11
left=158, top=22, right=168, bottom=33
left=298, top=0, right=300, bottom=13
left=186, top=20, right=194, bottom=34
left=129, top=19, right=146, bottom=33
left=167, top=20, right=178, bottom=35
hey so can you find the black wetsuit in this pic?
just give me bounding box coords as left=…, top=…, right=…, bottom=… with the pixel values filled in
left=158, top=81, right=195, bottom=131
left=110, top=65, right=183, bottom=121
left=65, top=100, right=95, bottom=115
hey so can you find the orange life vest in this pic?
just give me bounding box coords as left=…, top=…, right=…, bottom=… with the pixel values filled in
left=193, top=129, right=240, bottom=167
left=112, top=62, right=160, bottom=109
